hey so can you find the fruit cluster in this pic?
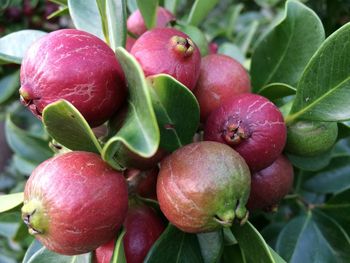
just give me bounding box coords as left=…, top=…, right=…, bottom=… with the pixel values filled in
left=19, top=6, right=338, bottom=262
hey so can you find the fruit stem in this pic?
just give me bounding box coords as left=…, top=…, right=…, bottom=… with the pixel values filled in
left=21, top=199, right=48, bottom=235
left=170, top=36, right=195, bottom=57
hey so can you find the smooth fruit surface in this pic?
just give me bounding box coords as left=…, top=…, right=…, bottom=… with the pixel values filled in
left=20, top=29, right=126, bottom=127
left=127, top=7, right=175, bottom=36
left=194, top=54, right=251, bottom=121
left=157, top=141, right=251, bottom=233
left=247, top=155, right=294, bottom=211
left=285, top=120, right=338, bottom=156
left=204, top=93, right=286, bottom=172
left=125, top=167, right=159, bottom=200
left=22, top=151, right=128, bottom=255
left=131, top=28, right=201, bottom=90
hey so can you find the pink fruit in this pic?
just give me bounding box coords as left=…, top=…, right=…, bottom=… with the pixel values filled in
left=21, top=151, right=128, bottom=255
left=127, top=7, right=175, bottom=37
left=194, top=54, right=251, bottom=121
left=204, top=93, right=286, bottom=172
left=19, top=29, right=126, bottom=127
left=247, top=155, right=294, bottom=211
left=131, top=28, right=201, bottom=90
left=126, top=36, right=136, bottom=51
left=208, top=42, right=218, bottom=54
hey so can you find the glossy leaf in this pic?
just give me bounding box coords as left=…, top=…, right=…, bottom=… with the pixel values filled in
left=222, top=245, right=245, bottom=263
left=197, top=230, right=223, bottom=263
left=0, top=30, right=47, bottom=64
left=231, top=222, right=276, bottom=263
left=187, top=0, right=219, bottom=27
left=148, top=74, right=199, bottom=152
left=144, top=224, right=203, bottom=263
left=303, top=156, right=350, bottom=194
left=68, top=0, right=104, bottom=40
left=27, top=247, right=91, bottom=263
left=111, top=229, right=126, bottom=263
left=251, top=0, right=325, bottom=91
left=136, top=0, right=158, bottom=29
left=177, top=24, right=209, bottom=56
left=258, top=83, right=296, bottom=101
left=42, top=100, right=102, bottom=154
left=102, top=47, right=159, bottom=169
left=288, top=22, right=350, bottom=122
left=106, top=0, right=127, bottom=50
left=218, top=43, right=245, bottom=65
left=96, top=0, right=110, bottom=44
left=0, top=192, right=23, bottom=213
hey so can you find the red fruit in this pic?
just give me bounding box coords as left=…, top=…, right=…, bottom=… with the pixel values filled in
left=95, top=204, right=165, bottom=263
left=157, top=141, right=251, bottom=233
left=204, top=93, right=286, bottom=172
left=194, top=54, right=251, bottom=121
left=21, top=151, right=128, bottom=255
left=127, top=7, right=175, bottom=37
left=125, top=168, right=159, bottom=200
left=247, top=155, right=294, bottom=211
left=126, top=36, right=136, bottom=52
left=131, top=28, right=201, bottom=90
left=208, top=42, right=218, bottom=54
left=20, top=29, right=126, bottom=127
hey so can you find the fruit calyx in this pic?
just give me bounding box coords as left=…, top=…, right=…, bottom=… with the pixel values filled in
left=170, top=35, right=195, bottom=57
left=213, top=210, right=235, bottom=227
left=19, top=86, right=42, bottom=116
left=221, top=117, right=250, bottom=146
left=21, top=199, right=48, bottom=235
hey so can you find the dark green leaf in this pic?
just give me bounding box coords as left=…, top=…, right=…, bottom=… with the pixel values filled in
left=0, top=192, right=23, bottom=213
left=0, top=30, right=47, bottom=64
left=288, top=22, right=350, bottom=122
left=222, top=245, right=245, bottom=263
left=0, top=70, right=20, bottom=104
left=0, top=213, right=20, bottom=238
left=223, top=228, right=237, bottom=246
left=144, top=224, right=203, bottom=263
left=197, top=230, right=223, bottom=263
left=251, top=0, right=325, bottom=91
left=187, top=0, right=219, bottom=27
left=148, top=74, right=199, bottom=152
left=42, top=100, right=102, bottom=154
left=102, top=48, right=159, bottom=169
left=136, top=0, right=158, bottom=29
left=111, top=229, right=126, bottom=263
left=23, top=240, right=43, bottom=263
left=164, top=0, right=179, bottom=14
left=27, top=247, right=92, bottom=263
left=106, top=0, right=127, bottom=50
left=258, top=83, right=296, bottom=101
left=218, top=43, right=245, bottom=65
left=231, top=222, right=276, bottom=263
left=176, top=24, right=209, bottom=56
left=286, top=150, right=332, bottom=172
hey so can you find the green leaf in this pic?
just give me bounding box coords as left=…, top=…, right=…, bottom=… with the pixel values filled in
left=187, top=0, right=219, bottom=27
left=49, top=0, right=67, bottom=5
left=5, top=114, right=52, bottom=163
left=102, top=47, right=159, bottom=169
left=258, top=83, right=296, bottom=101
left=303, top=156, right=350, bottom=194
left=222, top=245, right=245, bottom=263
left=111, top=229, right=126, bottom=263
left=27, top=247, right=92, bottom=263
left=231, top=222, right=276, bottom=263
left=288, top=22, right=350, bottom=122
left=96, top=0, right=110, bottom=45
left=42, top=100, right=102, bottom=154
left=136, top=0, right=158, bottom=29
left=106, top=0, right=127, bottom=51
left=276, top=211, right=350, bottom=262
left=23, top=240, right=43, bottom=263
left=164, top=0, right=179, bottom=14
left=197, top=231, right=223, bottom=263
left=127, top=0, right=137, bottom=13
left=68, top=0, right=104, bottom=40
left=0, top=70, right=20, bottom=104
left=0, top=192, right=23, bottom=213
left=218, top=43, right=245, bottom=65
left=251, top=0, right=325, bottom=91
left=148, top=74, right=199, bottom=152
left=13, top=155, right=37, bottom=175
left=144, top=224, right=203, bottom=263
left=0, top=30, right=47, bottom=64
left=286, top=150, right=333, bottom=172
left=239, top=20, right=259, bottom=56
left=269, top=247, right=286, bottom=263
left=47, top=6, right=69, bottom=19
left=176, top=24, right=209, bottom=56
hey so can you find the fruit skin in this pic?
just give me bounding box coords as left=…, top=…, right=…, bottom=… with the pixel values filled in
left=208, top=42, right=218, bottom=54
left=157, top=141, right=251, bottom=233
left=19, top=29, right=126, bottom=127
left=131, top=28, right=201, bottom=90
left=285, top=121, right=338, bottom=157
left=194, top=54, right=251, bottom=121
left=127, top=7, right=175, bottom=37
left=204, top=93, right=286, bottom=172
left=95, top=204, right=165, bottom=263
left=247, top=155, right=294, bottom=211
left=21, top=151, right=128, bottom=255
left=125, top=167, right=159, bottom=200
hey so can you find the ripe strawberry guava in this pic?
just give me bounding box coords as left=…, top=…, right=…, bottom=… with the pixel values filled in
left=125, top=167, right=159, bottom=200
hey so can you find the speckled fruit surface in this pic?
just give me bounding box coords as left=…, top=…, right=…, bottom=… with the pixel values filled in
left=204, top=93, right=286, bottom=172
left=20, top=29, right=126, bottom=127
left=22, top=151, right=128, bottom=255
left=157, top=141, right=251, bottom=233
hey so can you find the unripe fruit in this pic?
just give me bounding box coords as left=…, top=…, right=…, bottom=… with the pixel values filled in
left=157, top=141, right=251, bottom=233
left=21, top=151, right=128, bottom=255
left=194, top=54, right=251, bottom=121
left=131, top=28, right=201, bottom=90
left=285, top=121, right=338, bottom=157
left=127, top=7, right=175, bottom=37
left=247, top=155, right=294, bottom=211
left=204, top=94, right=286, bottom=172
left=95, top=204, right=165, bottom=263
left=20, top=29, right=126, bottom=127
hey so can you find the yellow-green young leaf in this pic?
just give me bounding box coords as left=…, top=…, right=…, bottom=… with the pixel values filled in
left=136, top=0, right=158, bottom=29
left=0, top=193, right=24, bottom=213
left=187, top=0, right=219, bottom=26
left=96, top=0, right=110, bottom=45
left=111, top=229, right=126, bottom=263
